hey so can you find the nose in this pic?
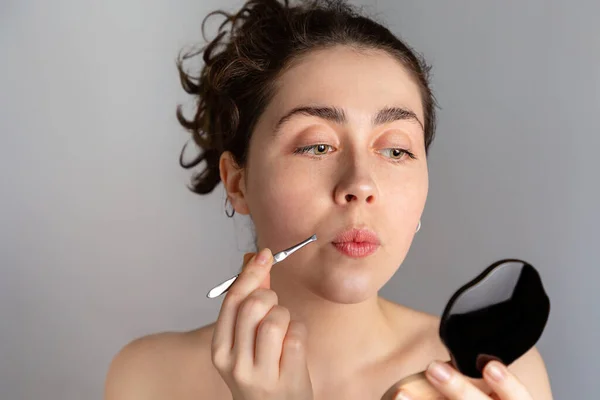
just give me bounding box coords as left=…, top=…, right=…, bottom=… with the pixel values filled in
left=333, top=161, right=378, bottom=206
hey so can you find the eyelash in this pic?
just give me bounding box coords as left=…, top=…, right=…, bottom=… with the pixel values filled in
left=293, top=144, right=417, bottom=163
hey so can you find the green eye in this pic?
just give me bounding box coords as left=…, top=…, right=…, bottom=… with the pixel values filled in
left=314, top=144, right=328, bottom=155
left=390, top=149, right=406, bottom=159
left=379, top=148, right=416, bottom=161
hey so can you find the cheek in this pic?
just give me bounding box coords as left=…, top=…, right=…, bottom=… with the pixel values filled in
left=245, top=161, right=326, bottom=243
left=381, top=168, right=428, bottom=238
left=383, top=163, right=428, bottom=205
left=250, top=154, right=328, bottom=205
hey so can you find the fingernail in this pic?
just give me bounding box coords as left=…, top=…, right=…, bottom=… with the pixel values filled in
left=427, top=361, right=452, bottom=383
left=255, top=248, right=271, bottom=264
left=485, top=362, right=505, bottom=382
left=395, top=390, right=412, bottom=400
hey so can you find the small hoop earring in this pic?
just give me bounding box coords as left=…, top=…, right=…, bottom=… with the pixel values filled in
left=225, top=197, right=235, bottom=218
left=416, top=220, right=421, bottom=233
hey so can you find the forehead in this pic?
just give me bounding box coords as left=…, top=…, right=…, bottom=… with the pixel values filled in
left=264, top=45, right=425, bottom=128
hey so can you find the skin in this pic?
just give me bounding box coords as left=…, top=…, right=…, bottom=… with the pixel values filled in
left=223, top=44, right=429, bottom=384
left=104, top=45, right=553, bottom=400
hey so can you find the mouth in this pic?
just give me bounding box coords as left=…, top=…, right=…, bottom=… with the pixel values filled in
left=331, top=227, right=380, bottom=258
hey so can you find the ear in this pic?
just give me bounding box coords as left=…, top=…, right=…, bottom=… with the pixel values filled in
left=219, top=151, right=250, bottom=215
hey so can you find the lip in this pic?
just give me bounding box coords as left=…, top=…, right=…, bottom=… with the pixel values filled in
left=332, top=227, right=380, bottom=245
left=332, top=242, right=379, bottom=258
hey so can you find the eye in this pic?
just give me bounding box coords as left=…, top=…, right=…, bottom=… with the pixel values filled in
left=293, top=145, right=416, bottom=163
left=293, top=144, right=334, bottom=156
left=378, top=148, right=417, bottom=162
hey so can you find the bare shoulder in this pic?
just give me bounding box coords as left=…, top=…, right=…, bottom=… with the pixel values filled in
left=104, top=323, right=231, bottom=400
left=507, top=345, right=553, bottom=399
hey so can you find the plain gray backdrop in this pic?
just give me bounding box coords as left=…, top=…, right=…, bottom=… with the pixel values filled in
left=1, top=0, right=598, bottom=398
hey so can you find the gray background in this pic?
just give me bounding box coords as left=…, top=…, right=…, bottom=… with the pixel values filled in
left=1, top=0, right=597, bottom=398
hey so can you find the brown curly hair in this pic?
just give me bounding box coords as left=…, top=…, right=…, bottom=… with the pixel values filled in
left=176, top=0, right=438, bottom=216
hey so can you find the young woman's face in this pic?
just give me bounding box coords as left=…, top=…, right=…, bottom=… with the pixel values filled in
left=237, top=45, right=428, bottom=303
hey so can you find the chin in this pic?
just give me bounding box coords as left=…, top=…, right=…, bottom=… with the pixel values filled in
left=310, top=272, right=382, bottom=304
left=316, top=286, right=376, bottom=304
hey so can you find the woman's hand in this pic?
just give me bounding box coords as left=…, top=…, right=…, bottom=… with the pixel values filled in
left=211, top=249, right=314, bottom=400
left=382, top=360, right=533, bottom=400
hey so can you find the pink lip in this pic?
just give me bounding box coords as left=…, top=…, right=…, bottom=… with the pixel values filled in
left=332, top=242, right=379, bottom=258
left=332, top=227, right=380, bottom=245
left=331, top=227, right=380, bottom=258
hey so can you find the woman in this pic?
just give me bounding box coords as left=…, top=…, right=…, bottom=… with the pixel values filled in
left=104, top=0, right=553, bottom=399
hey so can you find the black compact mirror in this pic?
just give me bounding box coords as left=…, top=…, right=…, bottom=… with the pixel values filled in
left=439, top=259, right=550, bottom=378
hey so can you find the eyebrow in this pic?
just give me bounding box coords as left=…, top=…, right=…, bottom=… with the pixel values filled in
left=272, top=105, right=424, bottom=136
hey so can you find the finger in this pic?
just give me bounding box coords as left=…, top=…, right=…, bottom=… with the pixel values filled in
left=232, top=288, right=279, bottom=369
left=387, top=367, right=491, bottom=400
left=483, top=361, right=533, bottom=399
left=255, top=305, right=291, bottom=375
left=231, top=248, right=273, bottom=294
left=211, top=252, right=256, bottom=354
left=425, top=361, right=489, bottom=399
left=279, top=320, right=310, bottom=388
left=242, top=252, right=255, bottom=268
left=241, top=252, right=271, bottom=289
left=211, top=250, right=272, bottom=355
left=380, top=371, right=438, bottom=400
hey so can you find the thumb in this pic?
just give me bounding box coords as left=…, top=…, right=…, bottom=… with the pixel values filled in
left=242, top=252, right=255, bottom=267
left=242, top=252, right=271, bottom=290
